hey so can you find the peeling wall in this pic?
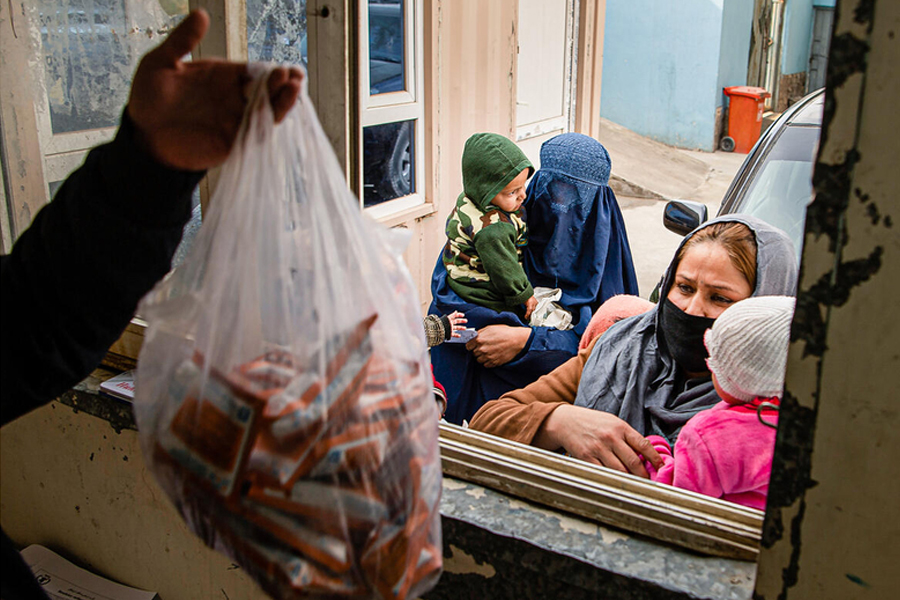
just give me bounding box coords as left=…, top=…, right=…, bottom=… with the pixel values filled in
left=754, top=0, right=900, bottom=598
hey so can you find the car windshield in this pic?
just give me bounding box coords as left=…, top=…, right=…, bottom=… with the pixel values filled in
left=731, top=124, right=820, bottom=258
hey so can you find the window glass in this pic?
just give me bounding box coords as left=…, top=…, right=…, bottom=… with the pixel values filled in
left=246, top=0, right=308, bottom=67
left=48, top=180, right=64, bottom=198
left=734, top=125, right=820, bottom=257
left=363, top=120, right=415, bottom=207
left=38, top=0, right=184, bottom=134
left=368, top=0, right=405, bottom=95
left=172, top=191, right=202, bottom=269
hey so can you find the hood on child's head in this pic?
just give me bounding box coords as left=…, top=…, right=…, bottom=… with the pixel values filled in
left=461, top=133, right=534, bottom=212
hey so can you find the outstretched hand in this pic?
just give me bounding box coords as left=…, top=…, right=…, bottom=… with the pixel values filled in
left=127, top=9, right=303, bottom=171
left=537, top=404, right=663, bottom=478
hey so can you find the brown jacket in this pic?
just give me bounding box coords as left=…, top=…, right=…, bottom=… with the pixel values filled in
left=468, top=336, right=600, bottom=445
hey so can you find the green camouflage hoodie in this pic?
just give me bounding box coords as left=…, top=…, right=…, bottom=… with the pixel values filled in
left=442, top=133, right=535, bottom=313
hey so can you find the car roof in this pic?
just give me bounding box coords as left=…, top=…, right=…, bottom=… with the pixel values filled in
left=786, top=89, right=824, bottom=127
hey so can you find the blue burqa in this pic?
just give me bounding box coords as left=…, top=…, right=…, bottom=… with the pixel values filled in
left=429, top=133, right=639, bottom=424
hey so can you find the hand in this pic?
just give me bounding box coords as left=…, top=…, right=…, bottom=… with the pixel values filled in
left=127, top=9, right=303, bottom=171
left=537, top=404, right=663, bottom=478
left=466, top=324, right=531, bottom=368
left=523, top=295, right=538, bottom=321
left=446, top=311, right=468, bottom=338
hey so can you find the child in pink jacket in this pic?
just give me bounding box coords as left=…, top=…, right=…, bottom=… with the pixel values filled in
left=644, top=295, right=795, bottom=510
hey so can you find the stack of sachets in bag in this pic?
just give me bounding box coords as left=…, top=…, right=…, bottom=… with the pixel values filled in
left=149, top=314, right=441, bottom=599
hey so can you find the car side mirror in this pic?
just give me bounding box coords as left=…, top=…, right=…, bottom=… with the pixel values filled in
left=663, top=200, right=709, bottom=236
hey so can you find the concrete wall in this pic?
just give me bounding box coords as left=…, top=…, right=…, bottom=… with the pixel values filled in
left=601, top=0, right=753, bottom=151
left=781, top=0, right=815, bottom=75
left=717, top=0, right=756, bottom=105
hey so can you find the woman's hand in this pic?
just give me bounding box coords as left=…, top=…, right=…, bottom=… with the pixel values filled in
left=537, top=404, right=663, bottom=478
left=127, top=9, right=303, bottom=171
left=466, top=324, right=531, bottom=368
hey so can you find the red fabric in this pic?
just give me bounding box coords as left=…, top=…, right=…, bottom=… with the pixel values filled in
left=431, top=367, right=446, bottom=399
left=432, top=366, right=447, bottom=417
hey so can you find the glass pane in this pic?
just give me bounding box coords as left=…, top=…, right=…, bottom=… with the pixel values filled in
left=48, top=180, right=64, bottom=198
left=172, top=190, right=202, bottom=269
left=38, top=0, right=186, bottom=134
left=368, top=0, right=406, bottom=95
left=363, top=120, right=415, bottom=206
left=733, top=125, right=820, bottom=258
left=246, top=0, right=308, bottom=68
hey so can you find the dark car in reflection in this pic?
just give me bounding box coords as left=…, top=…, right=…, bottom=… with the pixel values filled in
left=663, top=88, right=825, bottom=259
left=364, top=120, right=414, bottom=206
left=363, top=2, right=413, bottom=207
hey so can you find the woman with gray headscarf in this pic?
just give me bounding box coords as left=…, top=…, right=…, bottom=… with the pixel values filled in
left=469, top=215, right=798, bottom=476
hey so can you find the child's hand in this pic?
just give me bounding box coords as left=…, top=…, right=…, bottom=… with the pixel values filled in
left=523, top=296, right=538, bottom=321
left=446, top=311, right=467, bottom=338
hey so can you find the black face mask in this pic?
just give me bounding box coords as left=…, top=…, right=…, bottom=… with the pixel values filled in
left=659, top=297, right=716, bottom=374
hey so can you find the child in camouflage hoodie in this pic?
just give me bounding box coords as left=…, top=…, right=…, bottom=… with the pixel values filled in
left=443, top=133, right=537, bottom=320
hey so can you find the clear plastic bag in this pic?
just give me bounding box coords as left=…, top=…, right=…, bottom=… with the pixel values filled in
left=133, top=66, right=442, bottom=599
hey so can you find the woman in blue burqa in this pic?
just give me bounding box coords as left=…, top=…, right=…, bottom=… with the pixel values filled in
left=429, top=133, right=639, bottom=424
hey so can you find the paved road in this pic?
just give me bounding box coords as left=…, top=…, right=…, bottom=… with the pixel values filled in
left=617, top=149, right=746, bottom=299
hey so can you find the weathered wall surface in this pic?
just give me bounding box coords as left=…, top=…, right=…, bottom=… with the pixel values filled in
left=601, top=0, right=751, bottom=151
left=755, top=0, right=900, bottom=598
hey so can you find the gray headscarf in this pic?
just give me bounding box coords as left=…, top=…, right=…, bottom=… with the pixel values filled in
left=573, top=215, right=798, bottom=442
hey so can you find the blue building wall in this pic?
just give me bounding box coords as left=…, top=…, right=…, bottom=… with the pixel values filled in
left=716, top=0, right=755, bottom=108
left=781, top=0, right=815, bottom=74
left=600, top=0, right=753, bottom=151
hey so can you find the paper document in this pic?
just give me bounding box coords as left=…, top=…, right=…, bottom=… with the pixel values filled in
left=22, top=544, right=159, bottom=600
left=99, top=370, right=135, bottom=402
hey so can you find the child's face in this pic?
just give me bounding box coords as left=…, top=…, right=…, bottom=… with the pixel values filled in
left=490, top=169, right=529, bottom=213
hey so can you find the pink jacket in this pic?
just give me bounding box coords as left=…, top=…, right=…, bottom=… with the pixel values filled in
left=645, top=399, right=779, bottom=511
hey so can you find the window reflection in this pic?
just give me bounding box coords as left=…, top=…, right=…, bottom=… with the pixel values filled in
left=246, top=0, right=308, bottom=67
left=172, top=190, right=202, bottom=269
left=732, top=125, right=819, bottom=258
left=368, top=0, right=405, bottom=95
left=38, top=0, right=184, bottom=134
left=363, top=120, right=415, bottom=206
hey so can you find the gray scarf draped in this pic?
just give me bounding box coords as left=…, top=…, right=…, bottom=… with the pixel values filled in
left=573, top=215, right=798, bottom=442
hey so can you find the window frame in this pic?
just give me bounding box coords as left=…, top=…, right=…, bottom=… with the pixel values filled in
left=357, top=0, right=427, bottom=219
left=2, top=0, right=768, bottom=561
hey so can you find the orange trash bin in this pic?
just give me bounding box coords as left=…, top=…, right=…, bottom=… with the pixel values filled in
left=722, top=86, right=771, bottom=154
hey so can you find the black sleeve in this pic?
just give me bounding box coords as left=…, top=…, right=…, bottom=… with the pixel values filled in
left=0, top=111, right=205, bottom=426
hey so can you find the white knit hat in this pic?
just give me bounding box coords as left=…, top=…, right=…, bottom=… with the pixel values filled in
left=704, top=296, right=796, bottom=402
